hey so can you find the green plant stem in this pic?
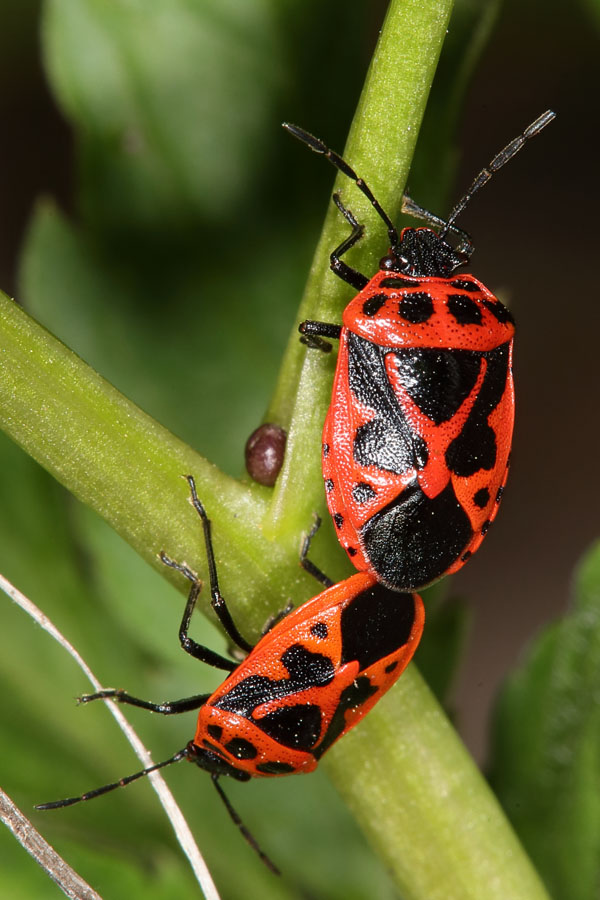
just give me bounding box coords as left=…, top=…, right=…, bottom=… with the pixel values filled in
left=325, top=665, right=550, bottom=900
left=0, top=291, right=307, bottom=636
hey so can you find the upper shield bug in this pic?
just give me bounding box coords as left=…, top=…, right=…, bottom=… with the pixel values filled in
left=283, top=111, right=555, bottom=591
left=37, top=476, right=424, bottom=871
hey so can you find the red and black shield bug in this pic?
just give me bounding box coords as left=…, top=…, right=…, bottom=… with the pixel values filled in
left=37, top=476, right=424, bottom=871
left=283, top=111, right=555, bottom=591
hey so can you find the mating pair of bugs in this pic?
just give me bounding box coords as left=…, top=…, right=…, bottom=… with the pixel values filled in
left=38, top=109, right=555, bottom=871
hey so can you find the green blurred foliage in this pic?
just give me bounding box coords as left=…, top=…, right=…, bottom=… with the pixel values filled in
left=490, top=541, right=600, bottom=900
left=2, top=0, right=597, bottom=899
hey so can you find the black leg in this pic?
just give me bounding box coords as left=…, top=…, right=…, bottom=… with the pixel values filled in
left=184, top=476, right=254, bottom=654
left=160, top=554, right=239, bottom=672
left=298, top=320, right=342, bottom=353
left=329, top=193, right=369, bottom=290
left=261, top=513, right=336, bottom=634
left=299, top=515, right=334, bottom=588
left=78, top=688, right=212, bottom=715
left=261, top=601, right=294, bottom=636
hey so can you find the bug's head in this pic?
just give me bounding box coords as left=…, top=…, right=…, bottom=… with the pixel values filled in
left=186, top=739, right=253, bottom=782
left=380, top=227, right=469, bottom=278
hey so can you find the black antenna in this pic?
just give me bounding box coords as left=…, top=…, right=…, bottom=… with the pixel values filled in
left=283, top=122, right=400, bottom=251
left=442, top=109, right=556, bottom=237
left=37, top=750, right=280, bottom=873
left=184, top=474, right=253, bottom=653
left=35, top=747, right=189, bottom=809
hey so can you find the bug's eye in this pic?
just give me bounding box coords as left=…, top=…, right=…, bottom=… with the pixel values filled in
left=379, top=255, right=396, bottom=270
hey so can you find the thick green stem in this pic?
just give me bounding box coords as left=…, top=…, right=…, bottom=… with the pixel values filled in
left=0, top=291, right=308, bottom=636
left=325, top=666, right=550, bottom=900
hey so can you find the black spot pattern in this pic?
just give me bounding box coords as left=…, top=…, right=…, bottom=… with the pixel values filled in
left=333, top=513, right=344, bottom=529
left=347, top=547, right=357, bottom=557
left=192, top=744, right=253, bottom=781
left=398, top=291, right=434, bottom=323
left=362, top=293, right=388, bottom=316
left=473, top=487, right=490, bottom=508
left=340, top=583, right=416, bottom=669
left=323, top=442, right=330, bottom=458
left=450, top=279, right=480, bottom=292
left=354, top=417, right=428, bottom=474
left=207, top=724, right=223, bottom=740
left=324, top=478, right=334, bottom=493
left=214, top=644, right=335, bottom=719
left=225, top=738, right=258, bottom=760
left=313, top=677, right=378, bottom=760
left=310, top=622, right=328, bottom=639
left=352, top=482, right=377, bottom=504
left=481, top=520, right=491, bottom=535
left=445, top=343, right=510, bottom=478
left=496, top=485, right=505, bottom=503
left=361, top=480, right=473, bottom=589
left=392, top=348, right=481, bottom=425
left=256, top=761, right=296, bottom=775
left=380, top=277, right=421, bottom=288
left=482, top=298, right=514, bottom=325
left=385, top=661, right=399, bottom=673
left=461, top=550, right=472, bottom=562
left=447, top=294, right=482, bottom=325
left=348, top=334, right=428, bottom=474
left=258, top=704, right=323, bottom=751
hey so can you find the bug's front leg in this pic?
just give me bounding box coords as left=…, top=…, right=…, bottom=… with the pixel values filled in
left=298, top=320, right=342, bottom=352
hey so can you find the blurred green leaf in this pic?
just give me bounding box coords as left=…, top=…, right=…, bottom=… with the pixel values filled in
left=42, top=0, right=285, bottom=229
left=579, top=0, right=600, bottom=30
left=19, top=200, right=300, bottom=478
left=490, top=541, right=600, bottom=900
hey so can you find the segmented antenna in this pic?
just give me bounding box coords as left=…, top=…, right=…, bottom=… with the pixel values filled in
left=284, top=112, right=555, bottom=259
left=37, top=750, right=280, bottom=873
left=442, top=109, right=556, bottom=237
left=35, top=748, right=189, bottom=809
